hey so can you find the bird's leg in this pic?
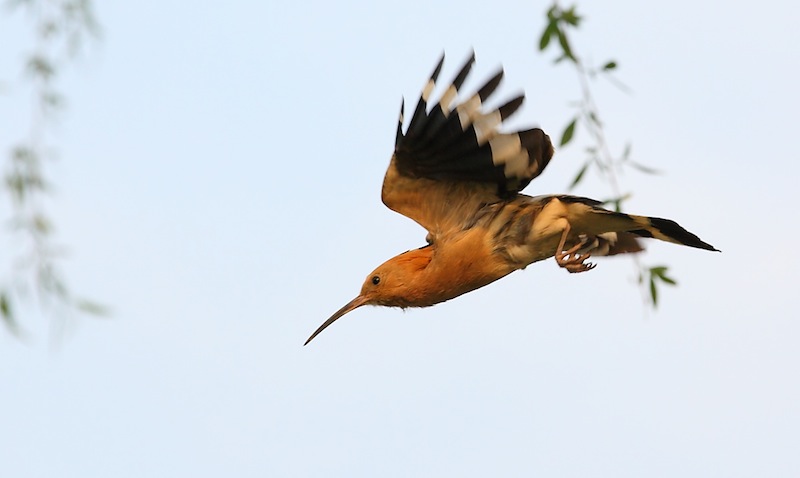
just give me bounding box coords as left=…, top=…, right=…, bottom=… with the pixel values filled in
left=555, top=223, right=596, bottom=273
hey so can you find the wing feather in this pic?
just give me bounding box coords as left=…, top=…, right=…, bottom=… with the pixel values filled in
left=384, top=53, right=554, bottom=235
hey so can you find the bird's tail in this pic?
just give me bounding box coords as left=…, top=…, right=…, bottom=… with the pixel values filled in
left=558, top=196, right=719, bottom=252
left=626, top=215, right=719, bottom=251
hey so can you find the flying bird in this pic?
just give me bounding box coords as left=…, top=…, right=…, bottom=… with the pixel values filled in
left=305, top=52, right=717, bottom=345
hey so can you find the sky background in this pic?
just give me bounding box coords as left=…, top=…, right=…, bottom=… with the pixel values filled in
left=1, top=0, right=799, bottom=477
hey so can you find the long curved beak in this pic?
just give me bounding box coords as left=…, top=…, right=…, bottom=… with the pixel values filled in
left=304, top=296, right=369, bottom=345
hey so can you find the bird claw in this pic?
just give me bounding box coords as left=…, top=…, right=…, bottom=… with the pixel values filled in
left=556, top=247, right=596, bottom=273
left=560, top=257, right=596, bottom=273
left=555, top=228, right=596, bottom=274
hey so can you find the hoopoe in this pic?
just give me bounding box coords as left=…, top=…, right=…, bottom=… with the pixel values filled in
left=305, top=52, right=717, bottom=345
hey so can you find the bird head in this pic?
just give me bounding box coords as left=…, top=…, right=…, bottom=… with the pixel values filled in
left=304, top=246, right=433, bottom=345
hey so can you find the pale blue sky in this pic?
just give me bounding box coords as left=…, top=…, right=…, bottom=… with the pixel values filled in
left=2, top=0, right=799, bottom=477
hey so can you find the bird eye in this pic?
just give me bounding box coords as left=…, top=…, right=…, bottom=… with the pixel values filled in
left=371, top=275, right=380, bottom=285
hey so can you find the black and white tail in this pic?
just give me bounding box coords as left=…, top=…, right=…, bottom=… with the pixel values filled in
left=556, top=196, right=718, bottom=252
left=394, top=52, right=554, bottom=196
left=628, top=216, right=718, bottom=251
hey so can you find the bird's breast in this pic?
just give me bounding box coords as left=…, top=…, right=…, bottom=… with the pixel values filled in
left=419, top=228, right=514, bottom=305
left=409, top=196, right=569, bottom=306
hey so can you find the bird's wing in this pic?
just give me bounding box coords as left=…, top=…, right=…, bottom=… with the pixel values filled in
left=382, top=52, right=554, bottom=236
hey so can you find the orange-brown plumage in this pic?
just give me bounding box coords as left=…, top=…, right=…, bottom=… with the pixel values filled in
left=304, top=53, right=717, bottom=345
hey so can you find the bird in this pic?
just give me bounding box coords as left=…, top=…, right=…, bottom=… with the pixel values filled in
left=304, top=52, right=717, bottom=345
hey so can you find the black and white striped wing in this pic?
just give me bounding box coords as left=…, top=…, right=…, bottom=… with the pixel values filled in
left=381, top=53, right=555, bottom=235
left=394, top=52, right=554, bottom=196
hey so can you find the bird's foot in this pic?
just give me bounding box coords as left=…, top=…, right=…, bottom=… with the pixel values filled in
left=556, top=245, right=596, bottom=273
left=555, top=230, right=596, bottom=273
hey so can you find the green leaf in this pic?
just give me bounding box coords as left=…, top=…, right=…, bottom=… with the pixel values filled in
left=602, top=60, right=617, bottom=71
left=0, top=293, right=10, bottom=319
left=628, top=161, right=661, bottom=175
left=6, top=173, right=26, bottom=202
left=539, top=21, right=557, bottom=51
left=650, top=266, right=668, bottom=276
left=649, top=276, right=658, bottom=306
left=0, top=292, right=20, bottom=336
left=560, top=118, right=577, bottom=146
left=26, top=55, right=56, bottom=80
left=561, top=6, right=583, bottom=26
left=651, top=266, right=678, bottom=286
left=647, top=264, right=680, bottom=308
left=546, top=5, right=557, bottom=21
left=11, top=146, right=35, bottom=163
left=43, top=91, right=65, bottom=110
left=32, top=214, right=52, bottom=234
left=621, top=143, right=632, bottom=161
left=588, top=110, right=601, bottom=126
left=75, top=299, right=110, bottom=316
left=659, top=274, right=677, bottom=286
left=569, top=161, right=590, bottom=190
left=556, top=29, right=576, bottom=63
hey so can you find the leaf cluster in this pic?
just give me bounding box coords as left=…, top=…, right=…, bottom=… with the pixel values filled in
left=537, top=3, right=677, bottom=308
left=2, top=0, right=105, bottom=336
